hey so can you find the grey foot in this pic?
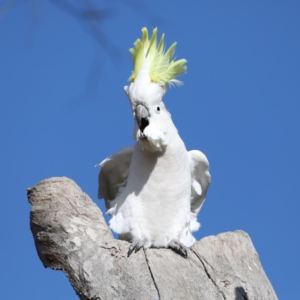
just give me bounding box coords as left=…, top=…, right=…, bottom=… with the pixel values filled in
left=128, top=238, right=144, bottom=257
left=168, top=239, right=188, bottom=258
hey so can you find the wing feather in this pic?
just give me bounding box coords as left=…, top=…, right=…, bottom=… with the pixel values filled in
left=189, top=150, right=211, bottom=215
left=97, top=146, right=134, bottom=211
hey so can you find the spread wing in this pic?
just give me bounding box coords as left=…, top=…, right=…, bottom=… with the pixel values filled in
left=97, top=146, right=134, bottom=211
left=189, top=150, right=211, bottom=216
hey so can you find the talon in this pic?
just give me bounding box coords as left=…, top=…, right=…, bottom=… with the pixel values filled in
left=127, top=238, right=143, bottom=257
left=135, top=240, right=144, bottom=253
left=127, top=245, right=135, bottom=257
left=168, top=239, right=188, bottom=258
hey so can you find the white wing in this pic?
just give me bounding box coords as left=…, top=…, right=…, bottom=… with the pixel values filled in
left=189, top=150, right=211, bottom=215
left=97, top=146, right=134, bottom=211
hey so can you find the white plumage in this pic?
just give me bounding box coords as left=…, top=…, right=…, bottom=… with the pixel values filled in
left=97, top=28, right=211, bottom=257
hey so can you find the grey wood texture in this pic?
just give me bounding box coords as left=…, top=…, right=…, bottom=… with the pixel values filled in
left=28, top=177, right=277, bottom=300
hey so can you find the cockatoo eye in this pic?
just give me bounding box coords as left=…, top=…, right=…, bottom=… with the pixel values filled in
left=154, top=105, right=161, bottom=114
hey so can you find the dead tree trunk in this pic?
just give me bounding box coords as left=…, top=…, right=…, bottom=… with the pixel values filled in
left=28, top=177, right=277, bottom=300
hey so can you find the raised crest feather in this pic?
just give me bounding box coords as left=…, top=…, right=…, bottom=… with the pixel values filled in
left=129, top=27, right=187, bottom=87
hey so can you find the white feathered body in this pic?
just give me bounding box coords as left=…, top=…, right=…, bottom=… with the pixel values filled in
left=108, top=124, right=194, bottom=248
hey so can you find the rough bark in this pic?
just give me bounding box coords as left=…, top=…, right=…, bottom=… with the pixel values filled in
left=28, top=177, right=277, bottom=300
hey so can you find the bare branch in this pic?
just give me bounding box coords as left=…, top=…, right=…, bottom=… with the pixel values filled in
left=49, top=0, right=121, bottom=58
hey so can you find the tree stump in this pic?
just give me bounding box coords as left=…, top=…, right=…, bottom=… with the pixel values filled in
left=28, top=177, right=277, bottom=300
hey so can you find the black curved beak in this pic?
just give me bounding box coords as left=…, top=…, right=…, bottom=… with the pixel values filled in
left=135, top=104, right=149, bottom=133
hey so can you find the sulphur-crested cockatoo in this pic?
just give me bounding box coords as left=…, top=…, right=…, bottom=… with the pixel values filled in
left=97, top=28, right=210, bottom=258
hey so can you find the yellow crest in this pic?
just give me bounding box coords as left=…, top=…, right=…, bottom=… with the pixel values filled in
left=129, top=27, right=187, bottom=86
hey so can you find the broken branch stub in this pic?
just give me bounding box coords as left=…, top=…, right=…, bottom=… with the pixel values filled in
left=28, top=177, right=277, bottom=300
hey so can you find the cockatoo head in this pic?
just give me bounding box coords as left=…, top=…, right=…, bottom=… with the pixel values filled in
left=124, top=28, right=187, bottom=152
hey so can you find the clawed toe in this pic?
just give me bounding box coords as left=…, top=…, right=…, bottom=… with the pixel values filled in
left=168, top=239, right=188, bottom=258
left=128, top=238, right=188, bottom=258
left=134, top=240, right=144, bottom=253
left=128, top=238, right=144, bottom=257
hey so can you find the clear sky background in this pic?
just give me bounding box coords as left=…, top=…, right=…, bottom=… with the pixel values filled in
left=1, top=0, right=299, bottom=299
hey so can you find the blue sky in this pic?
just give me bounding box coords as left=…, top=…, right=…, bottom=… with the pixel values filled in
left=1, top=0, right=299, bottom=299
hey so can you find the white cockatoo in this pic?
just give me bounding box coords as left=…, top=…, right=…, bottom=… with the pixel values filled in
left=97, top=28, right=210, bottom=258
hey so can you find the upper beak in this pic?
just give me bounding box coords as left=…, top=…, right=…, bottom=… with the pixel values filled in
left=135, top=104, right=149, bottom=133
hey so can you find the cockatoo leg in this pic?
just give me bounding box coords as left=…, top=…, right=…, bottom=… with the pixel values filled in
left=168, top=239, right=188, bottom=258
left=127, top=238, right=144, bottom=257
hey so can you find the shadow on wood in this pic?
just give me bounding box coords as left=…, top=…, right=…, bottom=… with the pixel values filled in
left=28, top=177, right=277, bottom=300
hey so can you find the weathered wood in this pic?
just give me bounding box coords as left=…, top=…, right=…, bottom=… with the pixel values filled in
left=193, top=231, right=277, bottom=299
left=28, top=177, right=277, bottom=300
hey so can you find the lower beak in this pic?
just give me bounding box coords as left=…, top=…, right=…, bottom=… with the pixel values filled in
left=135, top=104, right=149, bottom=133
